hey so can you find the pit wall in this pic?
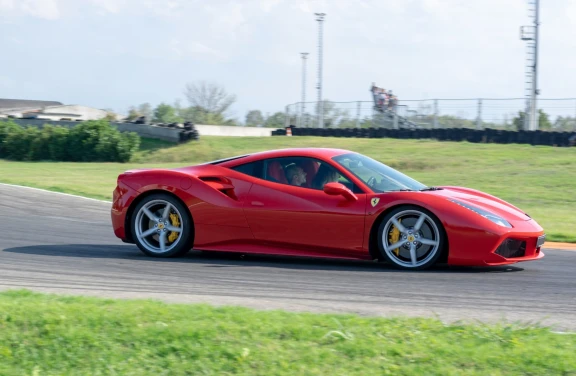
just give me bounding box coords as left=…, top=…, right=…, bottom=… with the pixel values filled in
left=194, top=125, right=272, bottom=137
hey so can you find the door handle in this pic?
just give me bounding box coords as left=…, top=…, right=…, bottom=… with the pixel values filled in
left=251, top=201, right=264, bottom=206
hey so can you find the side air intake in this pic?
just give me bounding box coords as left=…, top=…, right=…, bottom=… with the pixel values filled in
left=198, top=176, right=237, bottom=200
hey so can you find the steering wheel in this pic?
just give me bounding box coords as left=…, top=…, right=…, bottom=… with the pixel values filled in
left=367, top=176, right=376, bottom=187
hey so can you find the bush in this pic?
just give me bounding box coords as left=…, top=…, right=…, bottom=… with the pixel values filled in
left=0, top=120, right=140, bottom=162
left=92, top=125, right=140, bottom=163
left=66, top=120, right=140, bottom=162
left=3, top=126, right=52, bottom=161
left=29, top=126, right=52, bottom=160
left=4, top=126, right=30, bottom=160
left=46, top=125, right=70, bottom=160
left=0, top=120, right=22, bottom=158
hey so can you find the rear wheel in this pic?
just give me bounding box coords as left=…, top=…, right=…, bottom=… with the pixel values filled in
left=377, top=206, right=446, bottom=270
left=131, top=193, right=193, bottom=257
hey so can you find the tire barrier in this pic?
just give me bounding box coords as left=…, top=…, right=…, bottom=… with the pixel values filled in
left=178, top=122, right=199, bottom=142
left=144, top=121, right=199, bottom=143
left=273, top=126, right=576, bottom=147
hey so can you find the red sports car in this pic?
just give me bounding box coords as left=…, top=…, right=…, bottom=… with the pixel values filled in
left=111, top=148, right=546, bottom=270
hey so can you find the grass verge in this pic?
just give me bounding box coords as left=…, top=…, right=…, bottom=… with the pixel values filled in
left=0, top=289, right=574, bottom=375
left=0, top=136, right=575, bottom=242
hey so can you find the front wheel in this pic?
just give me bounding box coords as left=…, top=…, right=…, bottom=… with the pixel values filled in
left=131, top=193, right=193, bottom=257
left=377, top=206, right=446, bottom=270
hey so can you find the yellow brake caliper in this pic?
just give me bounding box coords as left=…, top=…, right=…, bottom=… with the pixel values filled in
left=388, top=219, right=401, bottom=256
left=168, top=213, right=180, bottom=243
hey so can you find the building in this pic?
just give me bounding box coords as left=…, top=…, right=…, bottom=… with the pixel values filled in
left=0, top=98, right=63, bottom=118
left=0, top=98, right=115, bottom=121
left=22, top=105, right=111, bottom=121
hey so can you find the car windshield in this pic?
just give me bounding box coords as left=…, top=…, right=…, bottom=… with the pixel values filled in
left=333, top=153, right=427, bottom=193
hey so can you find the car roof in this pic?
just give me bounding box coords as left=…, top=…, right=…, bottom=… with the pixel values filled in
left=212, top=148, right=354, bottom=167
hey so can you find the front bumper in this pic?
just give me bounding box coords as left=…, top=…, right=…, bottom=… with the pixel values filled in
left=483, top=233, right=546, bottom=265
left=447, top=218, right=546, bottom=266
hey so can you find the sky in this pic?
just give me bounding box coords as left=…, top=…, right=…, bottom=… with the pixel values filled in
left=1, top=0, right=575, bottom=122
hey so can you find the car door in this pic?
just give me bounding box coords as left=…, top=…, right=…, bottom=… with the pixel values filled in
left=243, top=157, right=367, bottom=258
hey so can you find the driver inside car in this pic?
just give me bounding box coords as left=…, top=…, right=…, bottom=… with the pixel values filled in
left=312, top=164, right=340, bottom=189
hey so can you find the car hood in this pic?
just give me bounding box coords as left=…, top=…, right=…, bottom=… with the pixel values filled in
left=429, top=186, right=531, bottom=221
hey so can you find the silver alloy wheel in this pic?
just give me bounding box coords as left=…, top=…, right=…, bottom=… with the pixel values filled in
left=134, top=199, right=184, bottom=254
left=381, top=209, right=440, bottom=268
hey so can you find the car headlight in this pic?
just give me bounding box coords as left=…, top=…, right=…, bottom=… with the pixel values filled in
left=450, top=199, right=512, bottom=228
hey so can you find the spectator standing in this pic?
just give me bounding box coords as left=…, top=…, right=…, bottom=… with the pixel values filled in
left=387, top=90, right=394, bottom=110
left=378, top=90, right=386, bottom=109
left=370, top=83, right=399, bottom=112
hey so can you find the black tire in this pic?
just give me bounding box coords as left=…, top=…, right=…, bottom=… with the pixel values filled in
left=130, top=193, right=194, bottom=258
left=377, top=205, right=446, bottom=270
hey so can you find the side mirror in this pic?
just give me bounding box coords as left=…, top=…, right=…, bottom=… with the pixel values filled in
left=323, top=182, right=358, bottom=201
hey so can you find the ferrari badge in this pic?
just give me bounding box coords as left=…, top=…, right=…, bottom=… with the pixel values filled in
left=371, top=198, right=380, bottom=207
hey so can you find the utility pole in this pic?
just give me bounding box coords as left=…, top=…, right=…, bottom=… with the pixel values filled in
left=300, top=52, right=309, bottom=127
left=520, top=0, right=540, bottom=131
left=476, top=99, right=483, bottom=130
left=315, top=13, right=326, bottom=128
left=530, top=0, right=540, bottom=131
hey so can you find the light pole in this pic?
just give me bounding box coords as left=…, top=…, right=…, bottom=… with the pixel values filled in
left=530, top=0, right=540, bottom=131
left=300, top=52, right=309, bottom=127
left=315, top=12, right=326, bottom=128
left=520, top=0, right=540, bottom=131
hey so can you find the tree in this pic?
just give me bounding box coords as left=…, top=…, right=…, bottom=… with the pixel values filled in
left=100, top=108, right=118, bottom=122
left=553, top=116, right=576, bottom=131
left=137, top=103, right=153, bottom=123
left=512, top=109, right=552, bottom=131
left=126, top=103, right=153, bottom=123
left=538, top=109, right=552, bottom=130
left=175, top=106, right=236, bottom=125
left=184, top=81, right=236, bottom=117
left=263, top=112, right=285, bottom=128
left=359, top=117, right=373, bottom=128
left=153, top=103, right=182, bottom=124
left=435, top=115, right=475, bottom=129
left=126, top=107, right=140, bottom=121
left=245, top=110, right=264, bottom=127
left=177, top=106, right=199, bottom=123
left=512, top=111, right=526, bottom=131
left=312, top=100, right=356, bottom=128
left=104, top=112, right=118, bottom=122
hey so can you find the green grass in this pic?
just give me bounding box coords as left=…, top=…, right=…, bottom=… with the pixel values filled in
left=0, top=289, right=574, bottom=376
left=1, top=136, right=575, bottom=242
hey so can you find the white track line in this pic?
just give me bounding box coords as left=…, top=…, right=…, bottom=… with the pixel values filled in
left=0, top=183, right=111, bottom=204
left=546, top=247, right=576, bottom=252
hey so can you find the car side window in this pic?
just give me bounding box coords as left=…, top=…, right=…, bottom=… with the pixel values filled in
left=263, top=157, right=360, bottom=192
left=231, top=161, right=263, bottom=178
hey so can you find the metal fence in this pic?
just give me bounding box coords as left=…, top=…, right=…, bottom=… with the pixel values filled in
left=285, top=98, right=576, bottom=131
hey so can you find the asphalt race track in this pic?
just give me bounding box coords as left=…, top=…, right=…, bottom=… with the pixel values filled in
left=1, top=184, right=575, bottom=330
